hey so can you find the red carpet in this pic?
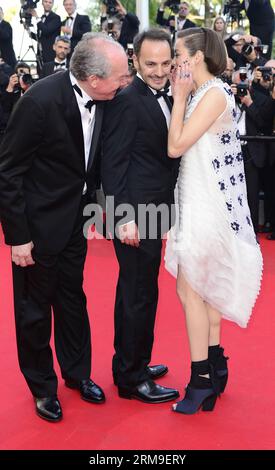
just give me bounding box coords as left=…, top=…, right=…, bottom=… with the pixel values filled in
left=0, top=228, right=274, bottom=450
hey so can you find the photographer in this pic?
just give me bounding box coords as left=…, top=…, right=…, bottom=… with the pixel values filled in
left=225, top=33, right=267, bottom=74
left=252, top=61, right=275, bottom=237
left=61, top=0, right=91, bottom=58
left=0, top=6, right=16, bottom=68
left=241, top=0, right=274, bottom=60
left=156, top=1, right=196, bottom=32
left=30, top=0, right=61, bottom=64
left=231, top=69, right=272, bottom=232
left=0, top=62, right=33, bottom=137
left=100, top=1, right=139, bottom=50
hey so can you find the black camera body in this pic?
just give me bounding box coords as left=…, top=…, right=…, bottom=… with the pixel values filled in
left=219, top=74, right=233, bottom=86
left=20, top=0, right=40, bottom=28
left=236, top=82, right=249, bottom=97
left=223, top=0, right=242, bottom=22
left=103, top=0, right=118, bottom=16
left=164, top=0, right=180, bottom=15
left=127, top=43, right=134, bottom=68
left=241, top=42, right=254, bottom=56
left=258, top=66, right=273, bottom=81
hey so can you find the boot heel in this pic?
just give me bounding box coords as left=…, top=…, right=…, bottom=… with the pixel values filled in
left=202, top=394, right=217, bottom=411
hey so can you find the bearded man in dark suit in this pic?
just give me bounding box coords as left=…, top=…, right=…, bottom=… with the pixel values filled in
left=0, top=33, right=128, bottom=422
left=101, top=29, right=180, bottom=404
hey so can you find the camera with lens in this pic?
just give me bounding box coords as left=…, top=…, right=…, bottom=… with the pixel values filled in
left=257, top=66, right=273, bottom=81
left=164, top=0, right=180, bottom=14
left=219, top=74, right=232, bottom=86
left=241, top=42, right=254, bottom=56
left=236, top=82, right=249, bottom=97
left=20, top=0, right=40, bottom=28
left=127, top=43, right=134, bottom=67
left=223, top=0, right=242, bottom=22
left=102, top=0, right=118, bottom=16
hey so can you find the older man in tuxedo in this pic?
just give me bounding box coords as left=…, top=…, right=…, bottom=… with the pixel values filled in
left=0, top=33, right=128, bottom=422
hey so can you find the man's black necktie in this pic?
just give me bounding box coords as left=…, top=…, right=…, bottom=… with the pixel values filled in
left=155, top=89, right=172, bottom=112
left=73, top=84, right=98, bottom=112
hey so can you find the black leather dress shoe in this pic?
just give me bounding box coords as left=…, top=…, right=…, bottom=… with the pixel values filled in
left=118, top=380, right=179, bottom=403
left=34, top=396, right=62, bottom=422
left=65, top=378, right=105, bottom=403
left=113, top=364, right=168, bottom=385
left=147, top=364, right=168, bottom=379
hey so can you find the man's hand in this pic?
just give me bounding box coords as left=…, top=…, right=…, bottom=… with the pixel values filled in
left=61, top=26, right=72, bottom=34
left=6, top=74, right=19, bottom=93
left=116, top=0, right=127, bottom=16
left=30, top=9, right=38, bottom=18
left=12, top=242, right=35, bottom=267
left=118, top=221, right=140, bottom=247
left=239, top=90, right=253, bottom=107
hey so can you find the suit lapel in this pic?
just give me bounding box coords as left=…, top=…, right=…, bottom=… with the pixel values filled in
left=133, top=77, right=168, bottom=141
left=62, top=72, right=85, bottom=171
left=87, top=102, right=104, bottom=172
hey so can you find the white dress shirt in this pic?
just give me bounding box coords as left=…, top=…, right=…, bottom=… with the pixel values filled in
left=136, top=73, right=171, bottom=128
left=65, top=12, right=77, bottom=38
left=70, top=72, right=96, bottom=193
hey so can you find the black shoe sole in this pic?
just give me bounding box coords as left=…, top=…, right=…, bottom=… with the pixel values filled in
left=36, top=411, right=63, bottom=422
left=118, top=391, right=180, bottom=404
left=81, top=396, right=106, bottom=404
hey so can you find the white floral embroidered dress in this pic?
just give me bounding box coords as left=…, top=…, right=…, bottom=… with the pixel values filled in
left=165, top=78, right=263, bottom=327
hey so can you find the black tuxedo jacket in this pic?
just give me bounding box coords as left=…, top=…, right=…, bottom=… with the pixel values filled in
left=101, top=76, right=179, bottom=231
left=156, top=10, right=196, bottom=30
left=0, top=71, right=104, bottom=253
left=0, top=20, right=17, bottom=68
left=37, top=11, right=61, bottom=63
left=40, top=60, right=67, bottom=78
left=242, top=0, right=274, bottom=25
left=61, top=14, right=91, bottom=55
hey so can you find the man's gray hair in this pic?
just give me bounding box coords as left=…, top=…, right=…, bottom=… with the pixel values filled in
left=70, top=32, right=125, bottom=80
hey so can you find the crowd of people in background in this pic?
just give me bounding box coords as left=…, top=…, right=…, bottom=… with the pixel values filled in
left=0, top=0, right=275, bottom=236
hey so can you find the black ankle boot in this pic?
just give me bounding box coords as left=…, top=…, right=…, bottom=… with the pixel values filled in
left=208, top=345, right=229, bottom=393
left=172, top=360, right=218, bottom=415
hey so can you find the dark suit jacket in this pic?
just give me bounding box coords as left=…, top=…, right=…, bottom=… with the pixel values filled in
left=156, top=10, right=196, bottom=30
left=0, top=71, right=104, bottom=253
left=0, top=20, right=17, bottom=68
left=37, top=11, right=61, bottom=63
left=101, top=76, right=179, bottom=233
left=40, top=60, right=68, bottom=78
left=241, top=90, right=272, bottom=168
left=61, top=14, right=91, bottom=55
left=242, top=0, right=274, bottom=26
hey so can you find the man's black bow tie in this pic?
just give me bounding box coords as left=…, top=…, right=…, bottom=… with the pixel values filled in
left=85, top=100, right=98, bottom=112
left=54, top=61, right=66, bottom=67
left=155, top=89, right=170, bottom=99
left=66, top=16, right=73, bottom=20
left=73, top=84, right=98, bottom=111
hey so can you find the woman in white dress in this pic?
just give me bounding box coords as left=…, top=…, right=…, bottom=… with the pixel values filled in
left=165, top=27, right=263, bottom=414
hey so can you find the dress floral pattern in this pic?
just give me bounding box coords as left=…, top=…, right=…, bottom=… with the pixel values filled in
left=165, top=78, right=263, bottom=327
